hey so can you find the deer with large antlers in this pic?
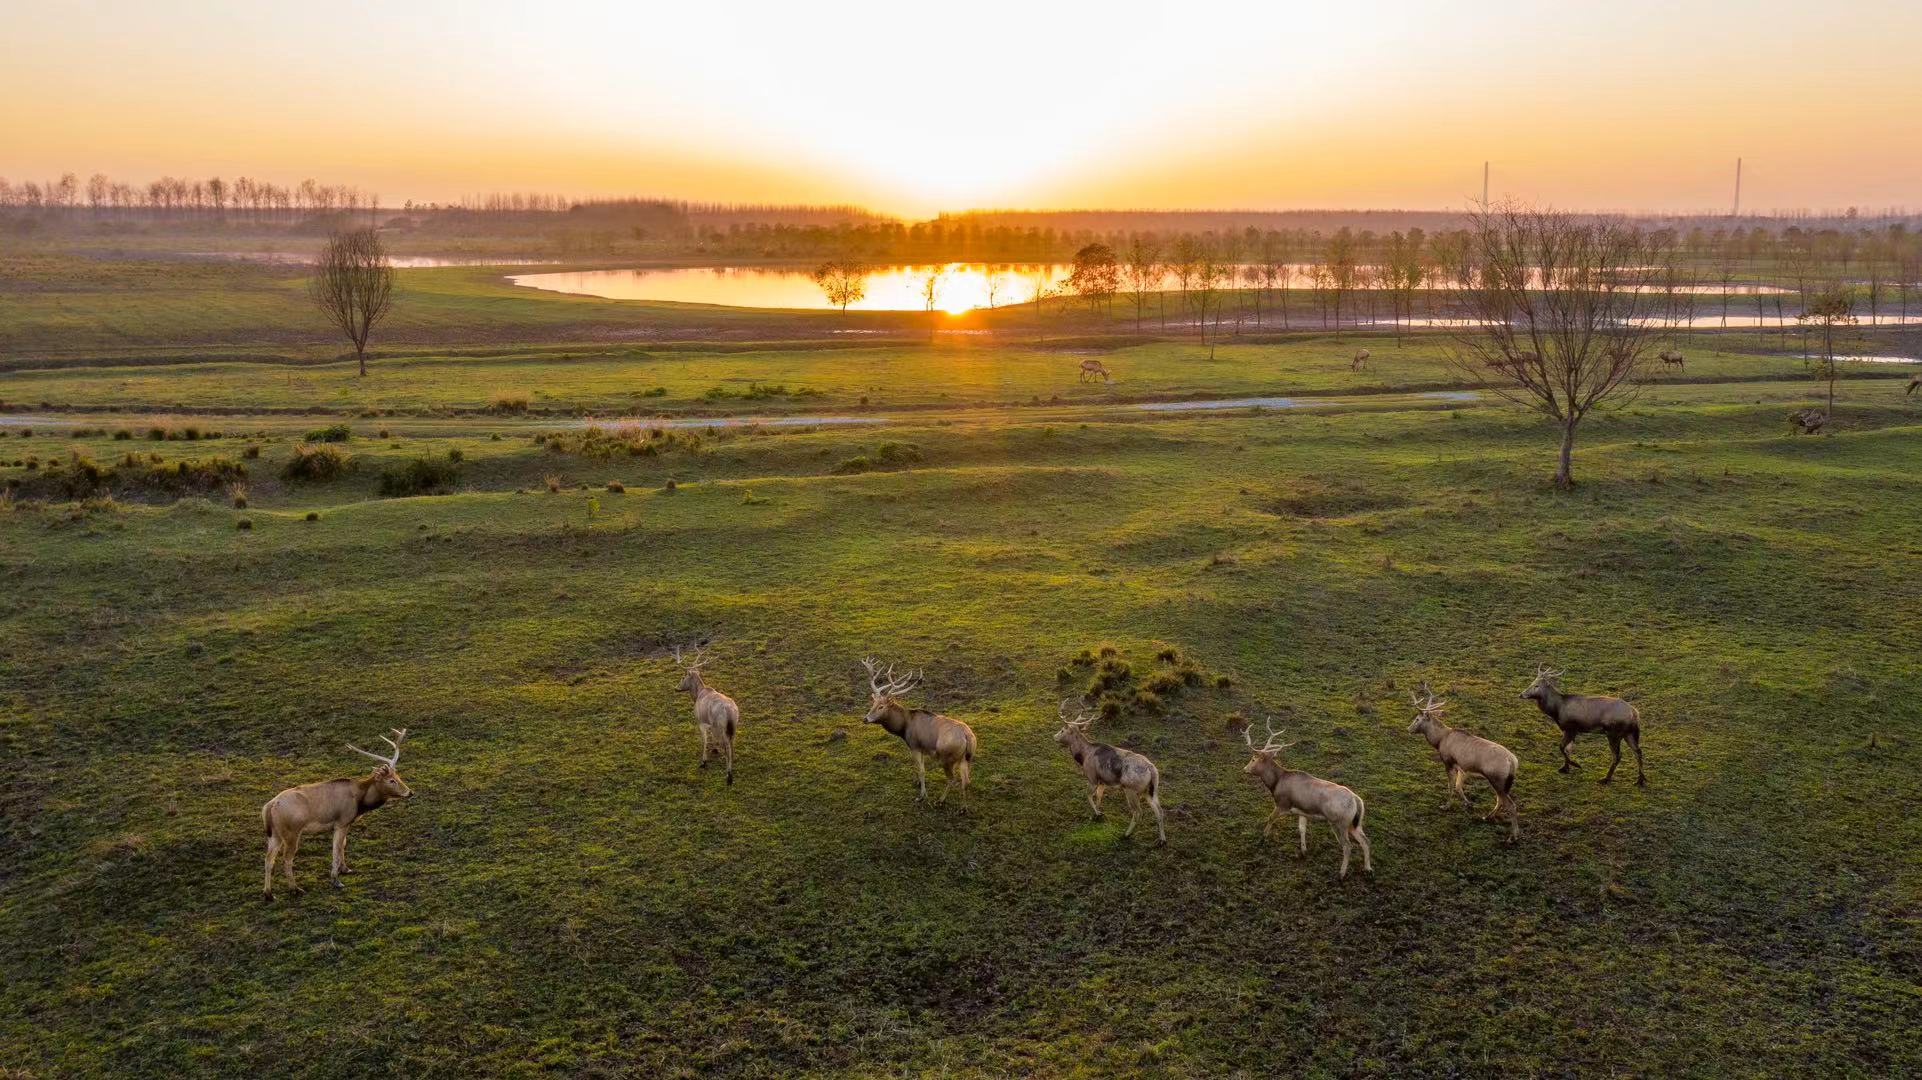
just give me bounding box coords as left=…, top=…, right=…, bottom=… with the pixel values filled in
left=861, top=658, right=977, bottom=806
left=260, top=729, right=412, bottom=900
left=1243, top=720, right=1372, bottom=878
left=1406, top=686, right=1519, bottom=844
left=675, top=644, right=740, bottom=784
left=1054, top=700, right=1165, bottom=843
left=1521, top=664, right=1645, bottom=786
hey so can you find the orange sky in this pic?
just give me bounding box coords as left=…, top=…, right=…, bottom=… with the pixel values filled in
left=4, top=1, right=1919, bottom=217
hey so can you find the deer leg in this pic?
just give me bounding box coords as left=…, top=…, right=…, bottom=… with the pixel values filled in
left=1558, top=731, right=1580, bottom=772
left=698, top=725, right=710, bottom=767
left=938, top=760, right=956, bottom=805
left=283, top=833, right=303, bottom=893
left=1629, top=730, right=1646, bottom=786
left=330, top=824, right=348, bottom=887
left=1454, top=769, right=1473, bottom=811
left=1296, top=814, right=1309, bottom=858
left=1262, top=807, right=1279, bottom=838
left=1600, top=733, right=1622, bottom=784
left=1353, top=825, right=1373, bottom=872
left=1093, top=785, right=1108, bottom=817
left=1124, top=790, right=1141, bottom=837
left=1337, top=826, right=1352, bottom=879
left=1506, top=792, right=1520, bottom=845
left=912, top=752, right=927, bottom=801
left=263, top=833, right=280, bottom=900
left=1149, top=790, right=1166, bottom=845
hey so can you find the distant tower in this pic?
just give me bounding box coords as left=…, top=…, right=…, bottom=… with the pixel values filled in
left=1732, top=157, right=1743, bottom=217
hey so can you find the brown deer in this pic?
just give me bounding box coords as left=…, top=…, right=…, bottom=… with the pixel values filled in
left=1659, top=350, right=1685, bottom=370
left=1406, top=686, right=1519, bottom=844
left=1243, top=721, right=1371, bottom=878
left=261, top=729, right=412, bottom=899
left=1351, top=348, right=1370, bottom=371
left=1078, top=358, right=1113, bottom=383
left=861, top=657, right=977, bottom=805
left=1054, top=700, right=1165, bottom=843
left=1521, top=664, right=1644, bottom=785
left=675, top=644, right=739, bottom=784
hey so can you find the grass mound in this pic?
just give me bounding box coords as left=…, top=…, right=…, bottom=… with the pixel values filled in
left=377, top=455, right=461, bottom=497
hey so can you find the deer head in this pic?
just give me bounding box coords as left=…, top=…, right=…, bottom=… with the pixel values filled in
left=1054, top=699, right=1096, bottom=748
left=1521, top=663, right=1564, bottom=703
left=346, top=728, right=412, bottom=799
left=860, top=657, right=920, bottom=724
left=673, top=643, right=710, bottom=692
left=1406, top=684, right=1449, bottom=733
left=1242, top=718, right=1296, bottom=777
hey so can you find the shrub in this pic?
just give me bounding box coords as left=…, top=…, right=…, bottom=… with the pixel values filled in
left=1215, top=675, right=1234, bottom=689
left=378, top=456, right=460, bottom=497
left=1132, top=689, right=1164, bottom=714
left=282, top=444, right=348, bottom=482
left=303, top=423, right=352, bottom=443
left=113, top=429, right=132, bottom=440
left=606, top=480, right=625, bottom=493
left=229, top=483, right=249, bottom=509
left=236, top=518, right=253, bottom=530
left=487, top=390, right=530, bottom=414
left=1156, top=647, right=1181, bottom=664
left=876, top=441, right=922, bottom=465
left=378, top=428, right=393, bottom=439
left=242, top=444, right=261, bottom=459
left=305, top=511, right=319, bottom=522
left=640, top=386, right=667, bottom=398
left=147, top=426, right=168, bottom=441
left=544, top=474, right=563, bottom=493
left=1141, top=671, right=1184, bottom=696
left=447, top=448, right=464, bottom=463
left=833, top=455, right=875, bottom=474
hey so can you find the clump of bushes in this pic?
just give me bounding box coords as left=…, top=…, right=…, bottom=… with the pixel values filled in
left=834, top=441, right=923, bottom=475
left=703, top=383, right=822, bottom=401
left=606, top=480, right=625, bottom=493
left=7, top=449, right=249, bottom=502
left=303, top=423, right=352, bottom=443
left=282, top=444, right=348, bottom=482
left=488, top=390, right=530, bottom=414
left=543, top=424, right=702, bottom=460
left=1061, top=642, right=1223, bottom=718
left=378, top=456, right=460, bottom=497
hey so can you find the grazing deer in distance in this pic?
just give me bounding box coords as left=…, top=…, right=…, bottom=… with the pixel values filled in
left=1351, top=348, right=1370, bottom=371
left=1521, top=664, right=1645, bottom=786
left=1054, top=700, right=1165, bottom=843
left=1406, top=686, right=1519, bottom=844
left=261, top=728, right=412, bottom=899
left=1659, top=350, right=1685, bottom=370
left=1243, top=721, right=1371, bottom=878
left=861, top=657, right=977, bottom=806
left=675, top=644, right=739, bottom=784
left=1078, top=358, right=1113, bottom=382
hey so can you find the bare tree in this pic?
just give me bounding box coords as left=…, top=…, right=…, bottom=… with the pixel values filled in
left=1123, top=236, right=1161, bottom=332
left=1445, top=205, right=1666, bottom=488
left=309, top=228, right=396, bottom=377
left=811, top=260, right=867, bottom=312
left=1798, top=287, right=1858, bottom=419
left=920, top=266, right=947, bottom=343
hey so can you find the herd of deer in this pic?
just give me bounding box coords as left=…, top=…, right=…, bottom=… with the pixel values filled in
left=260, top=649, right=1647, bottom=897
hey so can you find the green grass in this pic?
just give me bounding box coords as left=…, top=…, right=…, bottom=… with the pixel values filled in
left=4, top=358, right=1920, bottom=1074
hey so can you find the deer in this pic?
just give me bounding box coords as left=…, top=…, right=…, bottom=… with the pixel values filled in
left=1521, top=664, right=1645, bottom=786
left=1078, top=358, right=1113, bottom=383
left=1350, top=348, right=1370, bottom=371
left=1406, top=686, right=1519, bottom=844
left=1906, top=373, right=1918, bottom=396
left=1243, top=721, right=1371, bottom=878
left=674, top=644, right=739, bottom=784
left=1053, top=700, right=1165, bottom=843
left=861, top=657, right=977, bottom=806
left=261, top=728, right=412, bottom=900
left=1659, top=350, right=1685, bottom=370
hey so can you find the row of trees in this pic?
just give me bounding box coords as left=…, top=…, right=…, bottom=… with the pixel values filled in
left=0, top=172, right=379, bottom=223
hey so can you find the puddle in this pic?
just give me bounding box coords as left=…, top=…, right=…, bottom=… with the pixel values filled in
left=558, top=415, right=887, bottom=430
left=1802, top=355, right=1920, bottom=365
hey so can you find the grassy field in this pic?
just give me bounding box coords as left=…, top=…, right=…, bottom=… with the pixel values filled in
left=3, top=306, right=1921, bottom=1076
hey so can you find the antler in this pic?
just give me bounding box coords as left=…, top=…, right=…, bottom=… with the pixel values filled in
left=347, top=727, right=408, bottom=768
left=672, top=643, right=709, bottom=670
left=1057, top=698, right=1095, bottom=732
left=1535, top=663, right=1565, bottom=682
left=861, top=657, right=919, bottom=697
left=1245, top=719, right=1295, bottom=756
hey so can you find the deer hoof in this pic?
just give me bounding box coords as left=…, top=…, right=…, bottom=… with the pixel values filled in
left=1558, top=763, right=1574, bottom=773
left=262, top=890, right=275, bottom=903
left=331, top=878, right=345, bottom=890
left=726, top=772, right=734, bottom=786
left=1637, top=776, right=1647, bottom=787
left=1598, top=776, right=1614, bottom=785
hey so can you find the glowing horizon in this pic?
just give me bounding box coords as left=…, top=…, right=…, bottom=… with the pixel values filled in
left=4, top=1, right=1919, bottom=219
